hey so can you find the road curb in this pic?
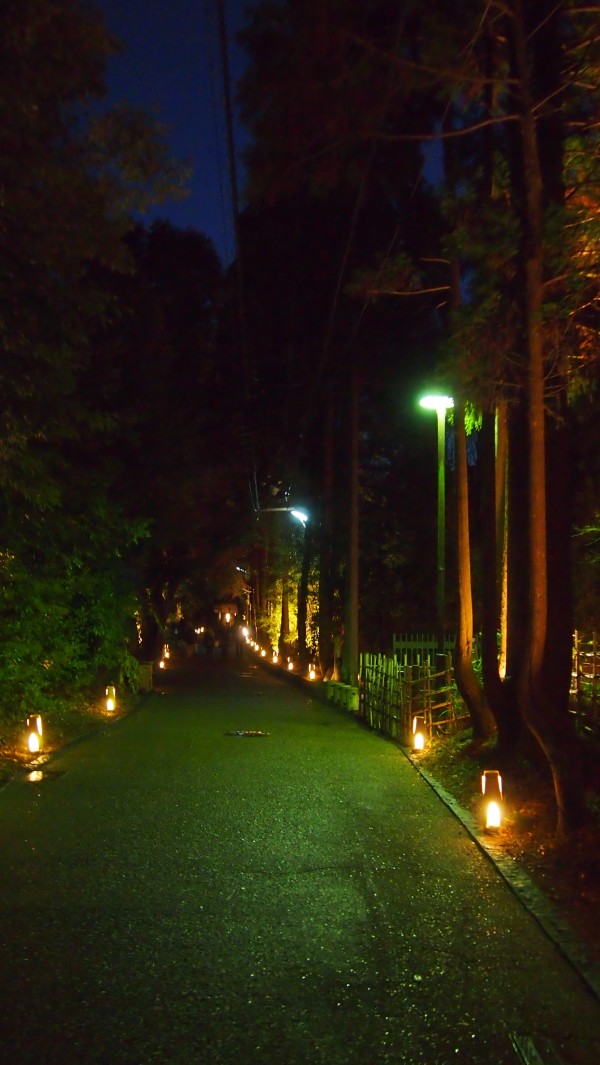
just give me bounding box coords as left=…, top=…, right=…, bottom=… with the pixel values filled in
left=262, top=663, right=600, bottom=1008
left=404, top=748, right=600, bottom=1008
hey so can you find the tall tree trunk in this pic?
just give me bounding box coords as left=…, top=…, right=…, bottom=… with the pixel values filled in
left=318, top=390, right=334, bottom=677
left=480, top=406, right=519, bottom=749
left=509, top=0, right=585, bottom=834
left=297, top=523, right=311, bottom=672
left=454, top=398, right=495, bottom=741
left=278, top=576, right=289, bottom=656
left=342, top=358, right=359, bottom=685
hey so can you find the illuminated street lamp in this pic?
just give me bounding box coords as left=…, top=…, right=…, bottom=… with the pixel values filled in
left=260, top=505, right=308, bottom=525
left=419, top=394, right=454, bottom=650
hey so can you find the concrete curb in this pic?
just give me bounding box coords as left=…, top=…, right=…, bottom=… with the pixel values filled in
left=405, top=748, right=600, bottom=1007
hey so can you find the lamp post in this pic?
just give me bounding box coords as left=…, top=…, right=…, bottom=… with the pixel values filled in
left=419, top=394, right=454, bottom=651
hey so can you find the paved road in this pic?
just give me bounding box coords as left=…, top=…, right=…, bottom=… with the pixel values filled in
left=1, top=655, right=600, bottom=1064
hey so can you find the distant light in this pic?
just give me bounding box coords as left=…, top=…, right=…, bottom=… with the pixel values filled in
left=290, top=509, right=308, bottom=526
left=419, top=394, right=454, bottom=413
left=159, top=659, right=165, bottom=669
left=261, top=648, right=266, bottom=657
left=308, top=664, right=316, bottom=680
left=288, top=660, right=294, bottom=671
left=242, top=627, right=248, bottom=638
left=105, top=685, right=116, bottom=713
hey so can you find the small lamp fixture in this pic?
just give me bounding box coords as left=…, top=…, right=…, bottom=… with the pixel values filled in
left=158, top=658, right=166, bottom=670
left=105, top=685, right=116, bottom=713
left=412, top=715, right=427, bottom=752
left=260, top=648, right=266, bottom=657
left=26, top=714, right=43, bottom=754
left=272, top=652, right=279, bottom=664
left=308, top=664, right=316, bottom=680
left=287, top=659, right=294, bottom=671
left=481, top=770, right=503, bottom=830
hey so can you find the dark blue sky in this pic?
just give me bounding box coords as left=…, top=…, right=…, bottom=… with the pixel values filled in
left=96, top=0, right=249, bottom=264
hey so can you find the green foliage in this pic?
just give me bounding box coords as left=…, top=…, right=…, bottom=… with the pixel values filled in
left=0, top=1, right=191, bottom=719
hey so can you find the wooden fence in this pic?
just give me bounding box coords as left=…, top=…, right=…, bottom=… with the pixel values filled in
left=391, top=632, right=455, bottom=666
left=572, top=631, right=600, bottom=721
left=358, top=651, right=461, bottom=745
left=350, top=630, right=600, bottom=746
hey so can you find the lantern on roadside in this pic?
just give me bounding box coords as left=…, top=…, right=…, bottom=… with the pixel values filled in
left=26, top=715, right=43, bottom=754
left=105, top=685, right=116, bottom=713
left=308, top=664, right=316, bottom=680
left=288, top=659, right=294, bottom=671
left=412, top=715, right=426, bottom=752
left=481, top=770, right=503, bottom=830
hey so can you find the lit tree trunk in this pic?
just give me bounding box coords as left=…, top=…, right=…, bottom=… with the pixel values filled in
left=318, top=390, right=334, bottom=677
left=278, top=576, right=289, bottom=656
left=297, top=524, right=311, bottom=672
left=496, top=401, right=509, bottom=680
left=342, top=358, right=359, bottom=685
left=480, top=405, right=519, bottom=749
left=509, top=0, right=585, bottom=834
left=454, top=397, right=495, bottom=741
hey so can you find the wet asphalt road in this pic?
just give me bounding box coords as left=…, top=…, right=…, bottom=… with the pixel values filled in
left=1, top=655, right=600, bottom=1065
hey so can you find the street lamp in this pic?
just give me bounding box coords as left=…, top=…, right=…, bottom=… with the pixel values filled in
left=260, top=506, right=308, bottom=526
left=419, top=394, right=454, bottom=650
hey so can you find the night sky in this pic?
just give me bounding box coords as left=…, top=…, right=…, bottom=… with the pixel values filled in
left=96, top=0, right=249, bottom=265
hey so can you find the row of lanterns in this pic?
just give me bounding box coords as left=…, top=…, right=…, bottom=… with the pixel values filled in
left=410, top=713, right=504, bottom=832
left=25, top=683, right=118, bottom=756
left=246, top=635, right=319, bottom=681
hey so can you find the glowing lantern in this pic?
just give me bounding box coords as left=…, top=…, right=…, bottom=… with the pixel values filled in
left=288, top=660, right=294, bottom=671
left=159, top=659, right=166, bottom=670
left=26, top=714, right=43, bottom=754
left=163, top=645, right=170, bottom=659
left=481, top=770, right=503, bottom=830
left=412, top=715, right=426, bottom=751
left=272, top=652, right=279, bottom=664
left=105, top=685, right=116, bottom=713
left=308, top=664, right=316, bottom=680
left=261, top=648, right=266, bottom=657
left=242, top=627, right=248, bottom=638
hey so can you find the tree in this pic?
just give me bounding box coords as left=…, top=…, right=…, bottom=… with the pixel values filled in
left=0, top=0, right=188, bottom=710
